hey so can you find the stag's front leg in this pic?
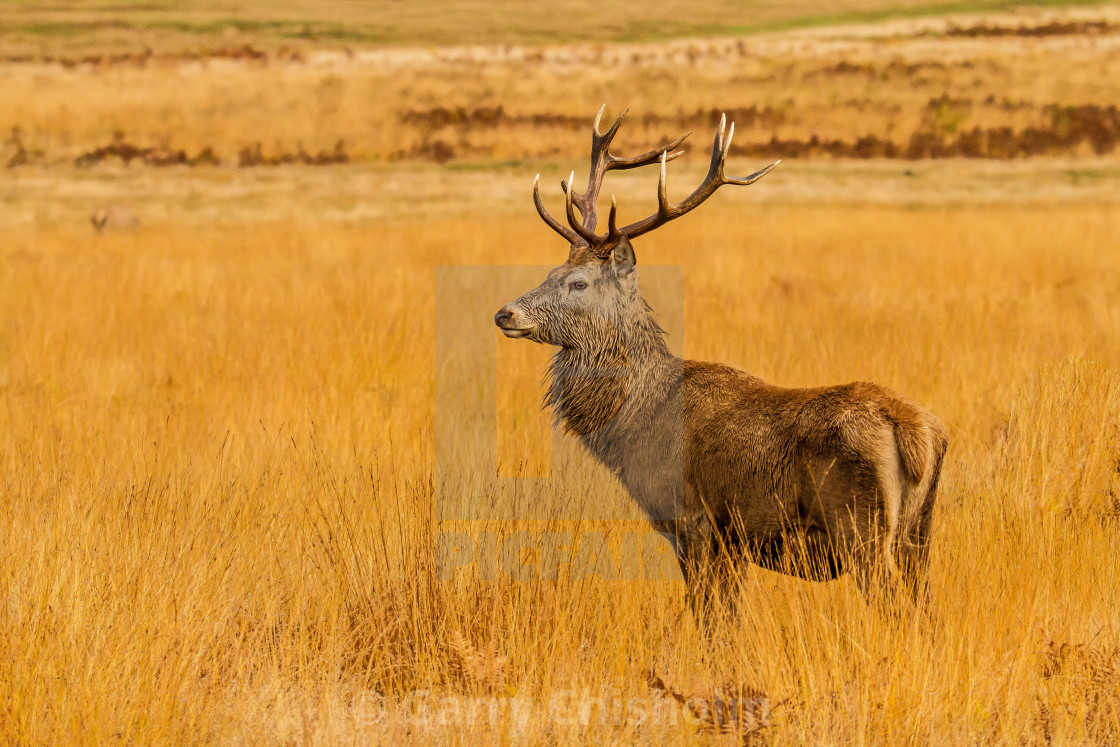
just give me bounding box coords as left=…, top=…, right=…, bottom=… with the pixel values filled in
left=676, top=539, right=715, bottom=624
left=673, top=517, right=742, bottom=628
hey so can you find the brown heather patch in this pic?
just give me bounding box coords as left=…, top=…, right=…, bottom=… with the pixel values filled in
left=236, top=140, right=349, bottom=167
left=73, top=131, right=221, bottom=168
left=944, top=19, right=1120, bottom=37
left=0, top=44, right=306, bottom=68
left=7, top=99, right=1120, bottom=169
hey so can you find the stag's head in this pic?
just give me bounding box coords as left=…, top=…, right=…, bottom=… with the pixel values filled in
left=495, top=106, right=778, bottom=350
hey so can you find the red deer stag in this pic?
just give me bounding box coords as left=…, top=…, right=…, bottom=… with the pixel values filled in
left=494, top=107, right=948, bottom=614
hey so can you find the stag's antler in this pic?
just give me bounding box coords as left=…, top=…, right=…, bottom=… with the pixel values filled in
left=534, top=107, right=779, bottom=253
left=534, top=105, right=689, bottom=247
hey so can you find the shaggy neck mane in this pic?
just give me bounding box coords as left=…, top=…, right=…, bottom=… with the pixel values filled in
left=545, top=293, right=676, bottom=443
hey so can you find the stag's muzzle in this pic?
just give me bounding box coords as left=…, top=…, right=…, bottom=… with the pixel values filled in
left=494, top=306, right=532, bottom=338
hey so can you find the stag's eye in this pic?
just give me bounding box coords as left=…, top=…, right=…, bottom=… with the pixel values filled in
left=570, top=281, right=589, bottom=291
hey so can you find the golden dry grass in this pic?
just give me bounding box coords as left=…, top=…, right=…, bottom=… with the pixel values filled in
left=1, top=196, right=1118, bottom=743
left=2, top=4, right=1120, bottom=744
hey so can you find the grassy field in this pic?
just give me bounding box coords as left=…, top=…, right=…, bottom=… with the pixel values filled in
left=0, top=0, right=1111, bottom=54
left=5, top=3, right=1120, bottom=169
left=1, top=200, right=1118, bottom=743
left=1, top=3, right=1119, bottom=744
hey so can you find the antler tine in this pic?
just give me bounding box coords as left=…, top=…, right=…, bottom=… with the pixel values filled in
left=533, top=108, right=777, bottom=249
left=533, top=174, right=584, bottom=246
left=618, top=114, right=780, bottom=240
left=657, top=151, right=671, bottom=215
left=565, top=171, right=599, bottom=245
left=708, top=115, right=729, bottom=177
left=726, top=158, right=781, bottom=186
left=593, top=104, right=626, bottom=143
left=591, top=106, right=691, bottom=164
left=608, top=131, right=691, bottom=169
left=567, top=105, right=692, bottom=235
left=606, top=194, right=620, bottom=241
left=567, top=106, right=626, bottom=233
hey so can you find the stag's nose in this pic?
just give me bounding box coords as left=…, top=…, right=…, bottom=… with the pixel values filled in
left=494, top=308, right=513, bottom=327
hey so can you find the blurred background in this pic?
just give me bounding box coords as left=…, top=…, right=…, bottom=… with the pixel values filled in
left=2, top=0, right=1120, bottom=224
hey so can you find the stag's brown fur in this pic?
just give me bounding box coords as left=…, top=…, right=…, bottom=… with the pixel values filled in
left=496, top=108, right=948, bottom=609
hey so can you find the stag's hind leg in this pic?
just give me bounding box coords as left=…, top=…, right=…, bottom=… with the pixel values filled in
left=895, top=442, right=946, bottom=604
left=815, top=455, right=904, bottom=606
left=840, top=508, right=901, bottom=606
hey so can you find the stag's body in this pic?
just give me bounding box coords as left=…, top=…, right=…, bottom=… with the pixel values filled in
left=548, top=291, right=946, bottom=600
left=497, top=107, right=947, bottom=607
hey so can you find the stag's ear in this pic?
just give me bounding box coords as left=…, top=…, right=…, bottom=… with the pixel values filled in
left=610, top=235, right=636, bottom=278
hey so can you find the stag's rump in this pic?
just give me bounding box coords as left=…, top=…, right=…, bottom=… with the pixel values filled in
left=681, top=360, right=947, bottom=555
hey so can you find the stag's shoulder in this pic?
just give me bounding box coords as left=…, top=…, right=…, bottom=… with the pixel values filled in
left=682, top=359, right=766, bottom=390
left=681, top=359, right=787, bottom=425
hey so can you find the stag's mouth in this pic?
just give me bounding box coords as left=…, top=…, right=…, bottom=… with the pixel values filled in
left=500, top=327, right=533, bottom=339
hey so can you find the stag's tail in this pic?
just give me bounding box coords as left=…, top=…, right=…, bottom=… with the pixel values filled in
left=881, top=400, right=948, bottom=597
left=886, top=401, right=948, bottom=486
left=882, top=399, right=948, bottom=546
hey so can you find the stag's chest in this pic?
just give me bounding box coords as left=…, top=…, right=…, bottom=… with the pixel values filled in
left=569, top=387, right=687, bottom=517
